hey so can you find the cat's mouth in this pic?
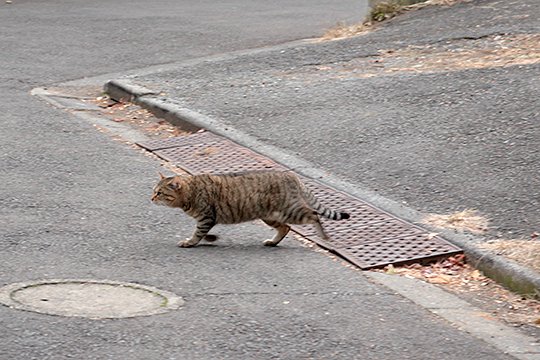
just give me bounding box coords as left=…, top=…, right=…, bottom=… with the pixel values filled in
left=151, top=195, right=163, bottom=205
left=151, top=197, right=170, bottom=207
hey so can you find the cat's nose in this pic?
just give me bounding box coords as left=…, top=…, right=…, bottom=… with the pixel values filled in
left=151, top=194, right=157, bottom=201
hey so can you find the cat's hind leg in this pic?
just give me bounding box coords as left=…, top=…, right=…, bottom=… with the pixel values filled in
left=312, top=219, right=329, bottom=241
left=179, top=217, right=216, bottom=247
left=262, top=219, right=290, bottom=247
left=306, top=213, right=329, bottom=241
left=295, top=210, right=330, bottom=241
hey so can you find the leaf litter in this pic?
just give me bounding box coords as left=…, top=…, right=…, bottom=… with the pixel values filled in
left=91, top=96, right=188, bottom=140
left=391, top=208, right=540, bottom=334
left=423, top=209, right=540, bottom=273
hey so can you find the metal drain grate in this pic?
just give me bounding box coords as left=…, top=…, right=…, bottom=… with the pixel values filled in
left=139, top=132, right=462, bottom=269
left=337, top=234, right=461, bottom=269
left=153, top=138, right=287, bottom=174
left=137, top=131, right=218, bottom=151
left=296, top=218, right=426, bottom=248
left=303, top=179, right=371, bottom=210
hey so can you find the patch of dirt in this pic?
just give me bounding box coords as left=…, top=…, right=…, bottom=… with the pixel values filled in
left=320, top=22, right=372, bottom=41
left=89, top=96, right=188, bottom=140
left=424, top=209, right=489, bottom=234
left=407, top=0, right=472, bottom=8
left=288, top=34, right=540, bottom=80
left=424, top=208, right=539, bottom=274
left=375, top=255, right=540, bottom=338
left=321, top=0, right=473, bottom=40
left=381, top=33, right=540, bottom=72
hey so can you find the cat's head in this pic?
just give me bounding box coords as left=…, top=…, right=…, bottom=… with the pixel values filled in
left=151, top=173, right=183, bottom=207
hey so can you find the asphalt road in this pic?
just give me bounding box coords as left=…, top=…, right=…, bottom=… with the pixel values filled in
left=125, top=0, right=540, bottom=239
left=0, top=1, right=534, bottom=359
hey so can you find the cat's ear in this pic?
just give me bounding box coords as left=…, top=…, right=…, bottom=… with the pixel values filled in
left=168, top=177, right=181, bottom=190
left=158, top=172, right=166, bottom=180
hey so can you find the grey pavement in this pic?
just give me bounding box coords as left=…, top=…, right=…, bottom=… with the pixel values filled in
left=118, top=0, right=540, bottom=240
left=1, top=0, right=539, bottom=359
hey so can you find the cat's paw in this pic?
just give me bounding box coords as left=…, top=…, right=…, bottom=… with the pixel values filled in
left=178, top=239, right=197, bottom=248
left=263, top=239, right=278, bottom=247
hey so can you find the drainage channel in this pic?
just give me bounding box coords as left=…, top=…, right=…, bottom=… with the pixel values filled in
left=139, top=131, right=462, bottom=269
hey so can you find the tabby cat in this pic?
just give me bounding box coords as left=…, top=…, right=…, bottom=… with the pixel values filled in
left=151, top=171, right=350, bottom=247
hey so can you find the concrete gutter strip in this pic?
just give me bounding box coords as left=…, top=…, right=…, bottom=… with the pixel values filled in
left=104, top=79, right=540, bottom=299
left=366, top=272, right=540, bottom=360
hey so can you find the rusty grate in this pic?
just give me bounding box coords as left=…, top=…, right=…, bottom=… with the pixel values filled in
left=153, top=139, right=287, bottom=174
left=303, top=180, right=371, bottom=211
left=337, top=234, right=461, bottom=270
left=293, top=179, right=410, bottom=238
left=292, top=205, right=395, bottom=237
left=296, top=218, right=426, bottom=248
left=138, top=131, right=462, bottom=269
left=137, top=131, right=219, bottom=151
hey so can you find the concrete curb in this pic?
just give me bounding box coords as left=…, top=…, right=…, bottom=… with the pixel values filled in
left=104, top=79, right=540, bottom=299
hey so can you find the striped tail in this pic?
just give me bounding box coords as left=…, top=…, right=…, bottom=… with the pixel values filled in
left=303, top=187, right=350, bottom=221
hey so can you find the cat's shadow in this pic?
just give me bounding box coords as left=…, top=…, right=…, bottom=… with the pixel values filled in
left=180, top=241, right=296, bottom=251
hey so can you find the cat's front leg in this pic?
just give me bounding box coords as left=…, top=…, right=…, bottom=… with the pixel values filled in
left=178, top=217, right=216, bottom=247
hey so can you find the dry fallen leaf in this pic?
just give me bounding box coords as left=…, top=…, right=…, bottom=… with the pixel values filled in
left=385, top=264, right=396, bottom=274
left=428, top=274, right=453, bottom=284
left=470, top=269, right=483, bottom=280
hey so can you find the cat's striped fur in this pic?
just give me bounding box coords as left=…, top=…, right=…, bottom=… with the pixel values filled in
left=151, top=171, right=349, bottom=247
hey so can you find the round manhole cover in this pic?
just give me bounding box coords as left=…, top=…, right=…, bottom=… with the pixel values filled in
left=0, top=279, right=183, bottom=319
